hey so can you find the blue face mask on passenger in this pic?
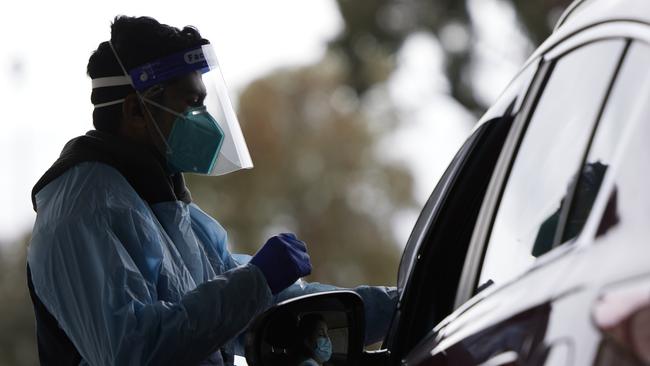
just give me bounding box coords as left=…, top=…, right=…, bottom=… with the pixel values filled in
left=313, top=336, right=332, bottom=363
left=143, top=99, right=225, bottom=174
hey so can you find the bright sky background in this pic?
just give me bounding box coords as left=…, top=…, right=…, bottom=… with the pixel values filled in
left=0, top=0, right=528, bottom=247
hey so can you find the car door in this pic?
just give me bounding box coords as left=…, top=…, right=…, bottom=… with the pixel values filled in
left=400, top=29, right=631, bottom=366
left=527, top=36, right=650, bottom=366
left=381, top=58, right=538, bottom=365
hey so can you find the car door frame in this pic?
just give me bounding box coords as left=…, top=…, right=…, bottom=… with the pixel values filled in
left=381, top=59, right=539, bottom=365
left=453, top=20, right=650, bottom=310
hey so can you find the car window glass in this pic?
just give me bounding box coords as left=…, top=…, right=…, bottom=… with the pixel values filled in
left=396, top=158, right=455, bottom=291
left=396, top=63, right=536, bottom=292
left=562, top=42, right=650, bottom=241
left=478, top=40, right=626, bottom=288
left=601, top=73, right=650, bottom=239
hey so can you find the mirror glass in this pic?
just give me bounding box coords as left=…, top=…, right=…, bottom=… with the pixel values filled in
left=259, top=310, right=350, bottom=366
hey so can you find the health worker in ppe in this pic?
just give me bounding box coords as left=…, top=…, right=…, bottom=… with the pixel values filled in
left=26, top=16, right=397, bottom=366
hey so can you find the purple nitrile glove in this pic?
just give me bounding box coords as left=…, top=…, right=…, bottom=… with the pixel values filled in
left=249, top=233, right=312, bottom=295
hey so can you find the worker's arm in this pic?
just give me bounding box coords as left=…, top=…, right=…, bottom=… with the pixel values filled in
left=227, top=253, right=398, bottom=346
left=190, top=195, right=398, bottom=348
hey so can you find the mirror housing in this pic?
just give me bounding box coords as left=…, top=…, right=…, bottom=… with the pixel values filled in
left=245, top=291, right=366, bottom=366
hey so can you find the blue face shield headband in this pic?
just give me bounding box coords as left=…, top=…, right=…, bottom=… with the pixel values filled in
left=90, top=42, right=253, bottom=176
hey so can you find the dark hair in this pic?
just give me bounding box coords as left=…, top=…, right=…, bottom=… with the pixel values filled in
left=87, top=16, right=209, bottom=133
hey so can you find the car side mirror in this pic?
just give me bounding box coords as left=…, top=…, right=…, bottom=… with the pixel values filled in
left=245, top=291, right=366, bottom=366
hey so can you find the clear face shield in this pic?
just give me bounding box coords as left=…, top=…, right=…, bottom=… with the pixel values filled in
left=91, top=43, right=252, bottom=176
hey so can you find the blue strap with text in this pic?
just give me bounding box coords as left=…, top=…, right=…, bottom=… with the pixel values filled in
left=129, top=46, right=210, bottom=91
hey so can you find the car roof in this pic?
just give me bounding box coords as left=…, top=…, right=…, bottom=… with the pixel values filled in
left=474, top=0, right=650, bottom=132
left=534, top=0, right=650, bottom=59
left=555, top=0, right=650, bottom=32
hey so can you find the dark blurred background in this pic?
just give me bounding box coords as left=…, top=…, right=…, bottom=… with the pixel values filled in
left=0, top=0, right=572, bottom=364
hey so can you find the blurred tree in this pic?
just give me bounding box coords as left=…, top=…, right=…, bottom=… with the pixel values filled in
left=0, top=235, right=38, bottom=366
left=330, top=0, right=574, bottom=115
left=187, top=53, right=416, bottom=286
left=510, top=0, right=575, bottom=45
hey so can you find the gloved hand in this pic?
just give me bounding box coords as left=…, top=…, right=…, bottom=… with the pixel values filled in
left=249, top=233, right=312, bottom=295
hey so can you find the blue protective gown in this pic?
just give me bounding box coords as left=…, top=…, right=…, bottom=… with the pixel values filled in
left=28, top=160, right=397, bottom=366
